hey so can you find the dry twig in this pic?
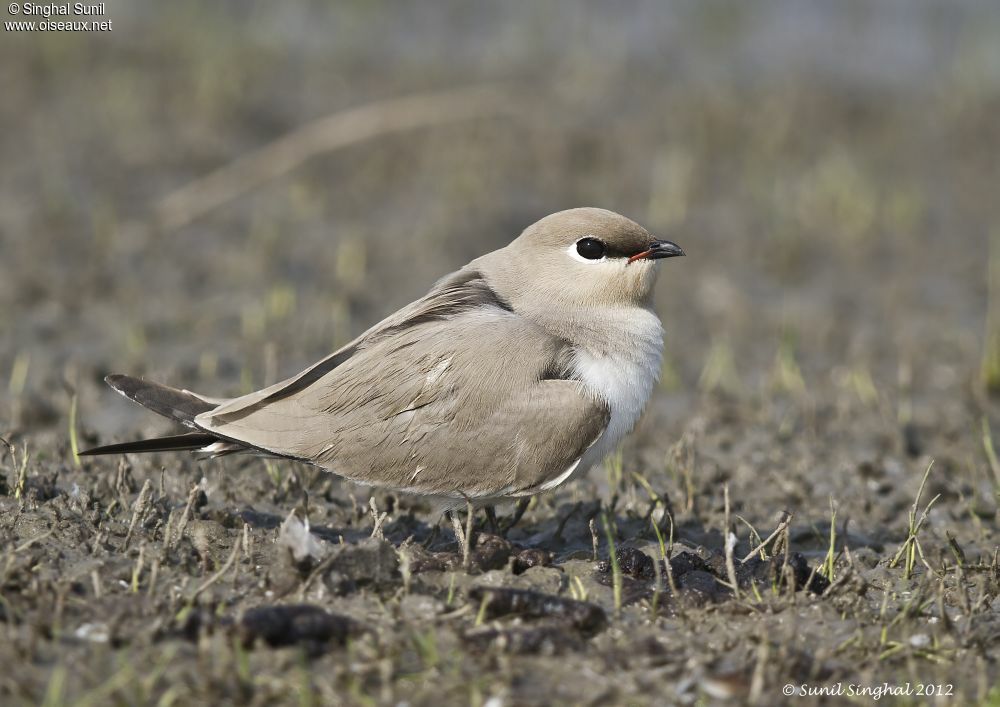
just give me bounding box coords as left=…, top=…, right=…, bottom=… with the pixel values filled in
left=157, top=85, right=516, bottom=229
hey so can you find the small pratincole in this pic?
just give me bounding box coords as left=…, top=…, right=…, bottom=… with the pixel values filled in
left=82, top=208, right=684, bottom=504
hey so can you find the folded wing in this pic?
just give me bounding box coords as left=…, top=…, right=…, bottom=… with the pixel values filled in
left=195, top=270, right=609, bottom=498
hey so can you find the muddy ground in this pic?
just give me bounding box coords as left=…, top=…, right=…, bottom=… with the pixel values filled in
left=2, top=2, right=1000, bottom=705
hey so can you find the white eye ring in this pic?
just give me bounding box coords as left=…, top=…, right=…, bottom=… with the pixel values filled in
left=566, top=238, right=607, bottom=264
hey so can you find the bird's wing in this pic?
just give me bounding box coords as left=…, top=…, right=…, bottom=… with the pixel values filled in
left=195, top=280, right=610, bottom=498
left=204, top=266, right=508, bottom=420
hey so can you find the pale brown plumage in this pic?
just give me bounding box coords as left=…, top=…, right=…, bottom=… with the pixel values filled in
left=82, top=208, right=684, bottom=502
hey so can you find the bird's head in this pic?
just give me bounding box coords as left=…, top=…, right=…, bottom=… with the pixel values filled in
left=483, top=207, right=684, bottom=314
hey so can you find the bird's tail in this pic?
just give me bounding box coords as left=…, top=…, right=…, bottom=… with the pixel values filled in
left=79, top=374, right=240, bottom=457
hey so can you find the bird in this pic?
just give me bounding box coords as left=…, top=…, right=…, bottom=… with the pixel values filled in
left=81, top=208, right=684, bottom=507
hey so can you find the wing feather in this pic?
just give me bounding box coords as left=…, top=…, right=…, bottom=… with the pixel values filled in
left=205, top=267, right=509, bottom=421
left=195, top=270, right=608, bottom=498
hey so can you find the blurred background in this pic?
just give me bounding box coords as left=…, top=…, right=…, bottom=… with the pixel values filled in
left=2, top=0, right=1000, bottom=511
left=4, top=2, right=1000, bottom=702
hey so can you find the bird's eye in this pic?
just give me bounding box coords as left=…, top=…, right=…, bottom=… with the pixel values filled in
left=575, top=237, right=606, bottom=260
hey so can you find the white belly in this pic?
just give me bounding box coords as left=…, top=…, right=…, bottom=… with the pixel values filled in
left=571, top=307, right=664, bottom=476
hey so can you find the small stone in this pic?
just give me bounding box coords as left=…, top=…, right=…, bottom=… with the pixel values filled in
left=512, top=548, right=552, bottom=575
left=73, top=622, right=110, bottom=643
left=277, top=512, right=324, bottom=570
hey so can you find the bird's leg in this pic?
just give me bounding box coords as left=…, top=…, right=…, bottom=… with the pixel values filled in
left=499, top=498, right=531, bottom=537
left=464, top=499, right=475, bottom=568
left=369, top=497, right=387, bottom=540
left=552, top=501, right=582, bottom=543
left=449, top=504, right=474, bottom=569
left=423, top=514, right=444, bottom=549
left=482, top=505, right=501, bottom=535
left=448, top=510, right=465, bottom=556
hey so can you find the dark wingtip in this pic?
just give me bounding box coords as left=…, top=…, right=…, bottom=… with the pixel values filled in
left=105, top=373, right=128, bottom=389
left=78, top=432, right=220, bottom=456
left=105, top=374, right=144, bottom=400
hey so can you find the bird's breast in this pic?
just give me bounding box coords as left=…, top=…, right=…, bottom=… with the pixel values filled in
left=570, top=308, right=664, bottom=463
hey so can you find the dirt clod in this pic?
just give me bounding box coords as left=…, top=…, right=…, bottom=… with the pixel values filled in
left=468, top=587, right=607, bottom=635
left=512, top=547, right=553, bottom=575
left=322, top=537, right=399, bottom=593
left=470, top=533, right=512, bottom=571
left=597, top=547, right=656, bottom=579
left=677, top=570, right=726, bottom=605
left=237, top=605, right=355, bottom=654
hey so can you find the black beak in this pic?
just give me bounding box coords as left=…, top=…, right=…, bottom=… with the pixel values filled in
left=627, top=239, right=686, bottom=264
left=648, top=239, right=685, bottom=259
